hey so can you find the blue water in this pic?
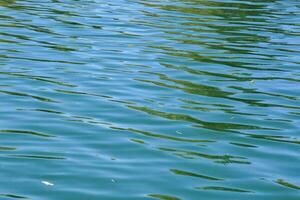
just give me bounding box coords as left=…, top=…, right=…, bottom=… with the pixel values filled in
left=1, top=0, right=300, bottom=199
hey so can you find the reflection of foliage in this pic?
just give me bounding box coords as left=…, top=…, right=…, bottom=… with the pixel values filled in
left=140, top=0, right=275, bottom=70
left=149, top=194, right=181, bottom=200
left=141, top=0, right=269, bottom=20
left=199, top=186, right=251, bottom=193
left=0, top=0, right=15, bottom=7
left=170, top=168, right=223, bottom=180
left=127, top=105, right=265, bottom=132
left=276, top=179, right=300, bottom=190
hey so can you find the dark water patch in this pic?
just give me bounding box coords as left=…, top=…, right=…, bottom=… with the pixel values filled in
left=248, top=134, right=300, bottom=145
left=0, top=90, right=57, bottom=103
left=148, top=194, right=181, bottom=200
left=9, top=154, right=65, bottom=160
left=170, top=169, right=222, bottom=181
left=276, top=179, right=300, bottom=191
left=130, top=138, right=147, bottom=145
left=198, top=186, right=252, bottom=193
left=0, top=130, right=54, bottom=138
left=0, top=146, right=17, bottom=151
left=0, top=194, right=27, bottom=199
left=0, top=71, right=76, bottom=87
left=159, top=147, right=250, bottom=165
left=128, top=105, right=268, bottom=132
left=229, top=142, right=257, bottom=148
left=125, top=128, right=213, bottom=143
left=32, top=109, right=64, bottom=115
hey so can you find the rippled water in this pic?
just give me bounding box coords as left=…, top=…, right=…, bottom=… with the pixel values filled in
left=1, top=0, right=300, bottom=199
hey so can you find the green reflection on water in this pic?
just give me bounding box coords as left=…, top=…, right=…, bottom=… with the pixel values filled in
left=0, top=0, right=300, bottom=199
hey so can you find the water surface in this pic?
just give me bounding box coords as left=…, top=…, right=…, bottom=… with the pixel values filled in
left=1, top=0, right=300, bottom=199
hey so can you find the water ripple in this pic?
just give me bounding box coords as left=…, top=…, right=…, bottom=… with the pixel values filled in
left=1, top=0, right=300, bottom=199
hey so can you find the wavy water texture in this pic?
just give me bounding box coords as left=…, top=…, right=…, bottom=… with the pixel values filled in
left=0, top=0, right=300, bottom=200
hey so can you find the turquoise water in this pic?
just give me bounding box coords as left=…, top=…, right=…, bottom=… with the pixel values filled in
left=1, top=0, right=300, bottom=199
